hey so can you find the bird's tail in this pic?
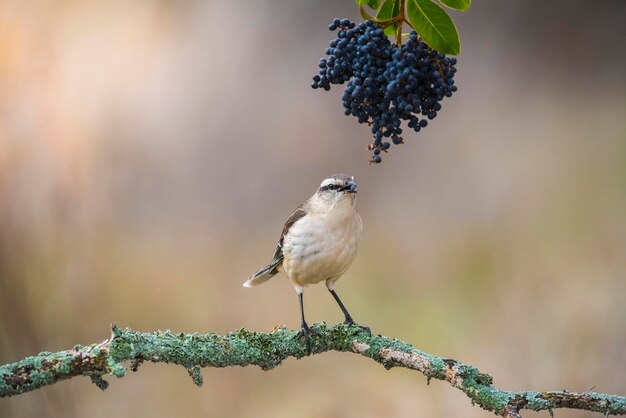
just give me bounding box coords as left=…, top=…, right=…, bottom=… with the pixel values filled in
left=243, top=264, right=278, bottom=288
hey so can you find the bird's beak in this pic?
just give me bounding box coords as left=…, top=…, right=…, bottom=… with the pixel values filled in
left=340, top=180, right=357, bottom=194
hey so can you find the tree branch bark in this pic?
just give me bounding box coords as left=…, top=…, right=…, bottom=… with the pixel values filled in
left=1, top=322, right=624, bottom=417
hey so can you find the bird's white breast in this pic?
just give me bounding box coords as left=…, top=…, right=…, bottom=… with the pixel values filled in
left=281, top=200, right=362, bottom=288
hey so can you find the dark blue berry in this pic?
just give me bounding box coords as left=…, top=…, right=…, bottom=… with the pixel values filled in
left=312, top=19, right=458, bottom=163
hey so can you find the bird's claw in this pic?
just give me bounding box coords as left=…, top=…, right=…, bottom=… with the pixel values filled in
left=295, top=322, right=313, bottom=355
left=343, top=318, right=371, bottom=335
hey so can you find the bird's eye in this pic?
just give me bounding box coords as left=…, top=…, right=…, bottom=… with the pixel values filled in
left=320, top=183, right=340, bottom=192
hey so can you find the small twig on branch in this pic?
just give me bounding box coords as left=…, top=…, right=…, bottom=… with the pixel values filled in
left=0, top=323, right=624, bottom=417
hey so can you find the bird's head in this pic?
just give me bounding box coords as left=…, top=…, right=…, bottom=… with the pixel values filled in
left=315, top=173, right=358, bottom=207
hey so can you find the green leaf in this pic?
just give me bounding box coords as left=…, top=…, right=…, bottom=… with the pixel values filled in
left=377, top=0, right=399, bottom=36
left=383, top=24, right=397, bottom=37
left=360, top=5, right=394, bottom=24
left=360, top=6, right=377, bottom=22
left=406, top=0, right=460, bottom=55
left=438, top=0, right=471, bottom=11
left=355, top=0, right=382, bottom=8
left=377, top=0, right=398, bottom=19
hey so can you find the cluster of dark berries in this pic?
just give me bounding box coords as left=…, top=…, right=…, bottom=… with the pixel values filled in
left=312, top=18, right=458, bottom=163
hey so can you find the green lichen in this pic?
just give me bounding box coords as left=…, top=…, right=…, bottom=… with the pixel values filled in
left=56, top=357, right=72, bottom=374
left=106, top=359, right=126, bottom=378
left=187, top=366, right=203, bottom=387
left=89, top=374, right=109, bottom=390
left=1, top=322, right=625, bottom=418
left=523, top=391, right=552, bottom=411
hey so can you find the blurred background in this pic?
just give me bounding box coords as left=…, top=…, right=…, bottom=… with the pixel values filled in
left=1, top=0, right=625, bottom=417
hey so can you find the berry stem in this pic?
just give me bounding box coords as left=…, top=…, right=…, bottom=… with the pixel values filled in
left=395, top=0, right=406, bottom=47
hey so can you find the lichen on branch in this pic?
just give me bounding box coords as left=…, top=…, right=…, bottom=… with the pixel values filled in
left=1, top=323, right=624, bottom=417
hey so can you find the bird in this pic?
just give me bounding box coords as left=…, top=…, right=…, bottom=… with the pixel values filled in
left=243, top=173, right=365, bottom=351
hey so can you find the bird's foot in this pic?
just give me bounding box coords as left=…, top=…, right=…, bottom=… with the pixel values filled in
left=343, top=318, right=371, bottom=335
left=295, top=322, right=313, bottom=355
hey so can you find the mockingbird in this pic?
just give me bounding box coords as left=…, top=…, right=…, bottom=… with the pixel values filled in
left=244, top=173, right=364, bottom=351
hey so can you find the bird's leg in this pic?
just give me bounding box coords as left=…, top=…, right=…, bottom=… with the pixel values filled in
left=328, top=288, right=356, bottom=325
left=296, top=291, right=312, bottom=354
left=327, top=284, right=371, bottom=334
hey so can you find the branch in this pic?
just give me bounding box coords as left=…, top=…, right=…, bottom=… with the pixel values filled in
left=1, top=323, right=624, bottom=417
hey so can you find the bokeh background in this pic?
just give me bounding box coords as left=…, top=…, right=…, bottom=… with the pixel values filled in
left=1, top=0, right=625, bottom=417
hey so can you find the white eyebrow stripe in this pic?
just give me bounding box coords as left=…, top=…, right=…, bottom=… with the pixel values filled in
left=319, top=178, right=338, bottom=188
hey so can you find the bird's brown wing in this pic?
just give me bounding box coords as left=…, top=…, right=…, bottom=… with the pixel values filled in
left=267, top=205, right=307, bottom=274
